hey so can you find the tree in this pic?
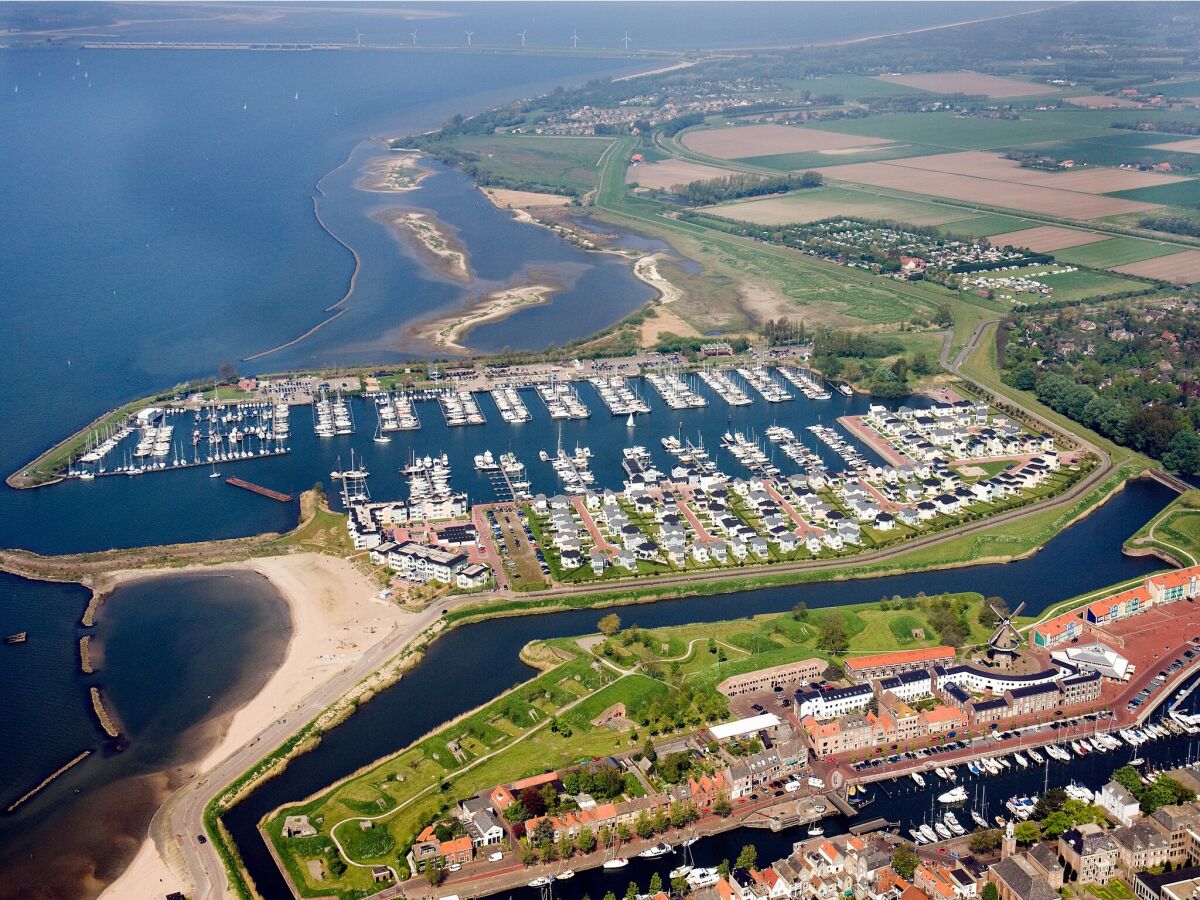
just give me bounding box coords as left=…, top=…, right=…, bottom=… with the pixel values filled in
left=823, top=662, right=845, bottom=682
left=635, top=810, right=654, bottom=839
left=892, top=844, right=919, bottom=879
left=520, top=786, right=547, bottom=818
left=218, top=361, right=239, bottom=383
left=1165, top=430, right=1200, bottom=475
left=598, top=613, right=621, bottom=636
left=642, top=738, right=657, bottom=763
left=1013, top=821, right=1040, bottom=845
left=649, top=872, right=664, bottom=894
left=604, top=893, right=618, bottom=900
left=982, top=883, right=1000, bottom=900
left=713, top=793, right=732, bottom=817
left=792, top=601, right=809, bottom=621
left=425, top=857, right=446, bottom=886
left=577, top=826, right=596, bottom=854
left=817, top=613, right=849, bottom=654
left=624, top=882, right=638, bottom=900
left=736, top=844, right=758, bottom=870
left=1033, top=787, right=1067, bottom=820
left=978, top=597, right=1009, bottom=630
left=968, top=829, right=1002, bottom=853
left=671, top=875, right=690, bottom=895
left=718, top=858, right=731, bottom=878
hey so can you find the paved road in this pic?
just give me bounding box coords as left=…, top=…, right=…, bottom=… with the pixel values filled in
left=154, top=320, right=1131, bottom=896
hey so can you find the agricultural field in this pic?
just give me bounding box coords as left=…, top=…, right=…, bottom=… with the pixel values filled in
left=1114, top=249, right=1200, bottom=282
left=626, top=158, right=732, bottom=190
left=705, top=186, right=976, bottom=227
left=1149, top=137, right=1200, bottom=153
left=987, top=225, right=1109, bottom=252
left=818, top=160, right=1160, bottom=219
left=890, top=150, right=1186, bottom=193
left=1107, top=178, right=1200, bottom=207
left=1014, top=131, right=1200, bottom=174
left=781, top=75, right=926, bottom=100
left=967, top=264, right=1146, bottom=302
left=739, top=142, right=948, bottom=173
left=430, top=133, right=616, bottom=195
left=938, top=213, right=1039, bottom=237
left=1053, top=236, right=1183, bottom=268
left=874, top=71, right=1060, bottom=98
left=681, top=123, right=894, bottom=160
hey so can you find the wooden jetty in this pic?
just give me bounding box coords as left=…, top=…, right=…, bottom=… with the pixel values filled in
left=225, top=477, right=293, bottom=503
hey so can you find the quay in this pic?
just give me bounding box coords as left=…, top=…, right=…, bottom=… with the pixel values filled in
left=225, top=478, right=293, bottom=503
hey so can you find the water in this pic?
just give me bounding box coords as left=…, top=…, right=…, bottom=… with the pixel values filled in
left=0, top=570, right=289, bottom=900
left=224, top=478, right=1175, bottom=899
left=0, top=3, right=1029, bottom=51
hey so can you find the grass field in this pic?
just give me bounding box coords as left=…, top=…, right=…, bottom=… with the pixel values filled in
left=1014, top=132, right=1200, bottom=175
left=1125, top=491, right=1200, bottom=567
left=1107, top=178, right=1200, bottom=207
left=1054, top=236, right=1183, bottom=268
left=740, top=142, right=948, bottom=172
left=432, top=133, right=616, bottom=195
left=706, top=185, right=975, bottom=226
left=938, top=213, right=1040, bottom=237
left=969, top=265, right=1145, bottom=301
left=792, top=112, right=1118, bottom=152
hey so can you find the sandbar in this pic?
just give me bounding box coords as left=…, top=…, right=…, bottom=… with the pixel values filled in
left=408, top=282, right=559, bottom=353
left=356, top=152, right=431, bottom=193
left=633, top=253, right=683, bottom=304
left=373, top=207, right=471, bottom=282
left=98, top=552, right=412, bottom=900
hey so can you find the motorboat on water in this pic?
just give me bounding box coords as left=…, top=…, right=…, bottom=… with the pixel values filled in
left=938, top=786, right=968, bottom=804
left=529, top=876, right=553, bottom=887
left=911, top=772, right=926, bottom=788
left=638, top=842, right=672, bottom=859
left=556, top=869, right=575, bottom=880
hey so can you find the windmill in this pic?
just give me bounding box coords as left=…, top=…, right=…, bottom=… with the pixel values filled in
left=517, top=30, right=527, bottom=47
left=621, top=30, right=631, bottom=51
left=986, top=601, right=1026, bottom=670
left=570, top=29, right=579, bottom=49
left=409, top=29, right=417, bottom=46
left=465, top=30, right=475, bottom=47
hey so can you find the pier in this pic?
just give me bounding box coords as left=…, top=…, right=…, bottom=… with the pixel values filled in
left=225, top=478, right=293, bottom=503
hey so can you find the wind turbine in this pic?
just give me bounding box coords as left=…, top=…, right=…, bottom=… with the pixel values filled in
left=355, top=28, right=363, bottom=46
left=621, top=30, right=631, bottom=51
left=409, top=30, right=417, bottom=46
left=517, top=30, right=527, bottom=47
left=570, top=29, right=579, bottom=49
left=465, top=30, right=475, bottom=47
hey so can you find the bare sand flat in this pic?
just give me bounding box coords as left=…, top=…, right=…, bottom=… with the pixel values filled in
left=875, top=71, right=1058, bottom=98
left=681, top=124, right=891, bottom=160
left=1149, top=137, right=1200, bottom=154
left=889, top=150, right=1186, bottom=193
left=819, top=161, right=1160, bottom=219
left=1067, top=95, right=1149, bottom=109
left=1114, top=250, right=1200, bottom=283
left=482, top=188, right=573, bottom=208
left=708, top=193, right=970, bottom=227
left=987, top=225, right=1108, bottom=252
left=409, top=283, right=558, bottom=352
left=626, top=158, right=730, bottom=189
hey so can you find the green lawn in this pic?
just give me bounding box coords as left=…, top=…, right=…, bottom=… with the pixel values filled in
left=709, top=184, right=977, bottom=226
left=1125, top=490, right=1200, bottom=567
left=739, top=142, right=948, bottom=172
left=968, top=264, right=1147, bottom=302
left=1107, top=178, right=1200, bottom=207
left=938, top=214, right=1041, bottom=237
left=1054, top=236, right=1183, bottom=268
left=428, top=133, right=616, bottom=195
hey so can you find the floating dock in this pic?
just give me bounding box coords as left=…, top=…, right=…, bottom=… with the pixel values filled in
left=225, top=477, right=293, bottom=503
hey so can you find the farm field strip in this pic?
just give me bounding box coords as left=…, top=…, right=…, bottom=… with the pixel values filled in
left=1149, top=137, right=1200, bottom=153
left=986, top=225, right=1109, bottom=252
left=1053, top=237, right=1184, bottom=268
left=1113, top=250, right=1200, bottom=283
left=626, top=158, right=732, bottom=189
left=681, top=123, right=894, bottom=159
left=874, top=71, right=1061, bottom=98
left=703, top=188, right=977, bottom=227
left=882, top=149, right=1188, bottom=192
left=817, top=160, right=1162, bottom=219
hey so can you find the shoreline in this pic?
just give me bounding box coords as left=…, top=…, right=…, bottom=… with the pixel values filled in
left=95, top=553, right=412, bottom=900
left=355, top=152, right=431, bottom=194
left=407, top=281, right=559, bottom=353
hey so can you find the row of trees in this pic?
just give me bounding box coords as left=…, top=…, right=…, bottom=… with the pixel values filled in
left=518, top=799, right=704, bottom=864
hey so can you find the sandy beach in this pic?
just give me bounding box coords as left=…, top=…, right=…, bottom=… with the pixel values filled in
left=356, top=152, right=431, bottom=193
left=408, top=282, right=558, bottom=353
left=373, top=207, right=471, bottom=282
left=98, top=553, right=412, bottom=900
left=633, top=253, right=683, bottom=304
left=481, top=187, right=573, bottom=210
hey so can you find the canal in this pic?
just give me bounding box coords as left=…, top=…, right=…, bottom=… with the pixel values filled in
left=224, top=478, right=1178, bottom=899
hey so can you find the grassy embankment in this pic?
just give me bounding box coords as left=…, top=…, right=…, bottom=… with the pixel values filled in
left=264, top=591, right=989, bottom=897
left=1124, top=490, right=1200, bottom=567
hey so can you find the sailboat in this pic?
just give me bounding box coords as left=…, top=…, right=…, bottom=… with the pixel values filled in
left=373, top=413, right=391, bottom=443
left=293, top=91, right=300, bottom=100
left=209, top=462, right=220, bottom=478
left=626, top=412, right=635, bottom=428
